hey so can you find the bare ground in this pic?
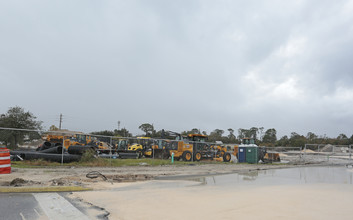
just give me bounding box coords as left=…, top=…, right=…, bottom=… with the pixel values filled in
left=0, top=153, right=352, bottom=190
left=2, top=154, right=353, bottom=220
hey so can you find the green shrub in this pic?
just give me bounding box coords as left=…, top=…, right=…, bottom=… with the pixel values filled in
left=80, top=149, right=96, bottom=162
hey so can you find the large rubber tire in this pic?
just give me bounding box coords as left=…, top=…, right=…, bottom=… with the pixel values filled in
left=223, top=152, right=231, bottom=162
left=194, top=152, right=202, bottom=161
left=182, top=151, right=192, bottom=162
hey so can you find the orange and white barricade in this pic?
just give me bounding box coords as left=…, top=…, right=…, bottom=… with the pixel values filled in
left=0, top=147, right=11, bottom=174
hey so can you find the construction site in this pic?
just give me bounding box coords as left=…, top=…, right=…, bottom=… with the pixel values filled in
left=5, top=128, right=353, bottom=165
left=1, top=128, right=353, bottom=220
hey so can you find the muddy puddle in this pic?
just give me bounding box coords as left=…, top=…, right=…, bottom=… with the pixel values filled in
left=74, top=166, right=353, bottom=220
left=109, top=166, right=353, bottom=192
left=196, top=166, right=353, bottom=187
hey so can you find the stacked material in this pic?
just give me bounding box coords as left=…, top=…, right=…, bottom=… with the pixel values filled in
left=10, top=142, right=82, bottom=163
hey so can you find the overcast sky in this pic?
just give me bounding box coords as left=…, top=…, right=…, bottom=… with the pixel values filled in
left=1, top=0, right=353, bottom=138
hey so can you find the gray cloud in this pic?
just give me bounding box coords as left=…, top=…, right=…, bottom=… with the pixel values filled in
left=1, top=0, right=353, bottom=138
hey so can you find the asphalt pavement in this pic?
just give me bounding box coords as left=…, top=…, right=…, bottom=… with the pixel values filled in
left=0, top=193, right=91, bottom=220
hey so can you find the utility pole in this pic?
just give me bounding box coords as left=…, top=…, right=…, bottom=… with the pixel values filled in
left=59, top=114, right=63, bottom=130
left=118, top=121, right=121, bottom=130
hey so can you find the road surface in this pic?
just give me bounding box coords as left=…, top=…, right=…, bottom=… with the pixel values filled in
left=0, top=192, right=102, bottom=220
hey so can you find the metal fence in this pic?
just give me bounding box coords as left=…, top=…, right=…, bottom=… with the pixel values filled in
left=3, top=127, right=352, bottom=165
left=0, top=127, right=234, bottom=164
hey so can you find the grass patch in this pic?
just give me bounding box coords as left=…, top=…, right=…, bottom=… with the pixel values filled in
left=0, top=186, right=92, bottom=193
left=11, top=158, right=275, bottom=168
left=11, top=160, right=61, bottom=168
left=11, top=158, right=195, bottom=168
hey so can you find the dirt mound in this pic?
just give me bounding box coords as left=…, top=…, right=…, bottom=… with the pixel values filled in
left=321, top=144, right=333, bottom=152
left=10, top=178, right=42, bottom=187
left=107, top=174, right=155, bottom=182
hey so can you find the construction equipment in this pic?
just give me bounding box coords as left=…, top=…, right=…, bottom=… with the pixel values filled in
left=127, top=137, right=153, bottom=158
left=112, top=138, right=137, bottom=159
left=45, top=134, right=71, bottom=143
left=63, top=134, right=94, bottom=149
left=112, top=137, right=151, bottom=159
left=210, top=141, right=228, bottom=157
left=43, top=132, right=111, bottom=154
left=43, top=132, right=93, bottom=149
left=144, top=139, right=170, bottom=159
left=263, top=152, right=281, bottom=162
left=164, top=131, right=232, bottom=162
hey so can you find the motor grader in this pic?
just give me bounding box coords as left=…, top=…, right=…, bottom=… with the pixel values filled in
left=164, top=131, right=231, bottom=162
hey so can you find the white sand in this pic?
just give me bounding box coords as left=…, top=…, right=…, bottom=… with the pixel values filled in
left=73, top=181, right=353, bottom=220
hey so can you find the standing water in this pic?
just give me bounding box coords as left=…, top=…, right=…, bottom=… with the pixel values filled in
left=198, top=166, right=353, bottom=186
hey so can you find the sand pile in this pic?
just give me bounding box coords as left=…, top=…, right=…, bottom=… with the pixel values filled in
left=279, top=153, right=288, bottom=157
left=321, top=145, right=333, bottom=152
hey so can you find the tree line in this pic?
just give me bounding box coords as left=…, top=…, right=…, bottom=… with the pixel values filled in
left=1, top=107, right=353, bottom=149
left=94, top=123, right=353, bottom=148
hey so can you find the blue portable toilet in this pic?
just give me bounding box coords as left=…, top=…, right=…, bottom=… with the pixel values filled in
left=238, top=146, right=246, bottom=163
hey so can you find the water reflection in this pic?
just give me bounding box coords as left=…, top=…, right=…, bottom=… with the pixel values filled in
left=197, top=166, right=353, bottom=186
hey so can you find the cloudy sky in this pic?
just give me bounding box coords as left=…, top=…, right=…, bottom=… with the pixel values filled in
left=1, top=0, right=353, bottom=138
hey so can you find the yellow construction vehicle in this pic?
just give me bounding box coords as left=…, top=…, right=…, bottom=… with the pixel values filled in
left=129, top=137, right=153, bottom=158
left=112, top=137, right=153, bottom=158
left=144, top=139, right=170, bottom=159
left=44, top=132, right=112, bottom=151
left=63, top=134, right=94, bottom=149
left=263, top=152, right=281, bottom=162
left=43, top=131, right=77, bottom=144
left=210, top=142, right=228, bottom=157
left=44, top=132, right=91, bottom=149
left=165, top=131, right=231, bottom=162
